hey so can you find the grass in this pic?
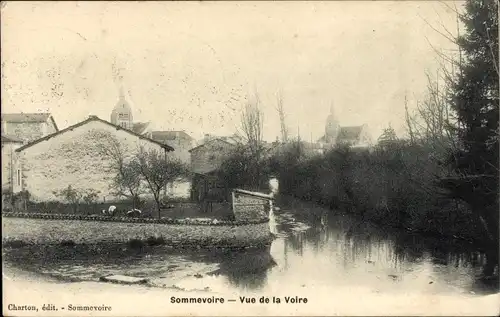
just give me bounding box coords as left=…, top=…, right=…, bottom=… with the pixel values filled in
left=157, top=202, right=234, bottom=220
left=13, top=200, right=235, bottom=221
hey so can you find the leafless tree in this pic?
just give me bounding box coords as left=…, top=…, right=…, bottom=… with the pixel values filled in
left=240, top=93, right=265, bottom=156
left=134, top=147, right=190, bottom=219
left=276, top=90, right=289, bottom=143
left=91, top=131, right=143, bottom=210
left=404, top=71, right=457, bottom=157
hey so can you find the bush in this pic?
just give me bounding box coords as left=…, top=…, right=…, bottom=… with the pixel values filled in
left=272, top=141, right=484, bottom=242
left=60, top=240, right=76, bottom=247
left=4, top=239, right=28, bottom=248
left=127, top=238, right=145, bottom=249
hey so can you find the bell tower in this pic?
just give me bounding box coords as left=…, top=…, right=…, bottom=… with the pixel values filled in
left=325, top=102, right=339, bottom=144
left=110, top=79, right=133, bottom=130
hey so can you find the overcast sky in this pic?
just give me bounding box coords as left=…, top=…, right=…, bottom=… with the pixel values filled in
left=1, top=1, right=461, bottom=142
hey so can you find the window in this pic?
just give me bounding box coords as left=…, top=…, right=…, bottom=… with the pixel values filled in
left=17, top=169, right=20, bottom=186
left=120, top=122, right=127, bottom=128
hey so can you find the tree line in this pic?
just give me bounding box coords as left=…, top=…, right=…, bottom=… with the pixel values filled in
left=218, top=0, right=498, bottom=277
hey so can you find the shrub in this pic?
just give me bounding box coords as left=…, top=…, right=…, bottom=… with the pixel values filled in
left=272, top=141, right=484, bottom=242
left=60, top=240, right=76, bottom=247
left=4, top=239, right=28, bottom=248
left=127, top=238, right=145, bottom=249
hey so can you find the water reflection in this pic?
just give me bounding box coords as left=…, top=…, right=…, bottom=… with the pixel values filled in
left=3, top=196, right=498, bottom=296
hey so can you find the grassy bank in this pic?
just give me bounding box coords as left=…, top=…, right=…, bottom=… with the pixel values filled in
left=3, top=199, right=234, bottom=221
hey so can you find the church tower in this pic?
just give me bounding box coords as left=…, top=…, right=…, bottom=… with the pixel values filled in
left=110, top=84, right=133, bottom=130
left=325, top=103, right=339, bottom=144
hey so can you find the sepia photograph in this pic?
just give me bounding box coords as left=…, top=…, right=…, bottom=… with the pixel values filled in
left=1, top=1, right=499, bottom=316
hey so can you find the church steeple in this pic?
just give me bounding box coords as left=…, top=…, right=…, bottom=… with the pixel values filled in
left=110, top=81, right=133, bottom=130
left=325, top=101, right=339, bottom=143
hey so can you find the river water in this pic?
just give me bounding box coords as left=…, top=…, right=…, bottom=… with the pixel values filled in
left=3, top=196, right=498, bottom=299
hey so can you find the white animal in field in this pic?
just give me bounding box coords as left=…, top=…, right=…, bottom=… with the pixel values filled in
left=127, top=209, right=142, bottom=217
left=108, top=205, right=116, bottom=215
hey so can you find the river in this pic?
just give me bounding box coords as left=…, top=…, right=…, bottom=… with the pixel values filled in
left=3, top=196, right=499, bottom=315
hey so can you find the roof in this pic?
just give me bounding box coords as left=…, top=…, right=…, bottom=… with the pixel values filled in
left=151, top=130, right=194, bottom=141
left=1, top=135, right=23, bottom=143
left=132, top=122, right=150, bottom=135
left=233, top=188, right=274, bottom=200
left=15, top=116, right=174, bottom=152
left=188, top=137, right=237, bottom=153
left=338, top=126, right=364, bottom=141
left=2, top=113, right=59, bottom=131
left=2, top=113, right=51, bottom=123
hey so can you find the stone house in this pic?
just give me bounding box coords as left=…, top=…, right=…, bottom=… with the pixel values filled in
left=189, top=138, right=238, bottom=202
left=1, top=112, right=59, bottom=143
left=232, top=189, right=273, bottom=222
left=317, top=105, right=372, bottom=150
left=1, top=135, right=23, bottom=210
left=13, top=115, right=174, bottom=202
left=151, top=130, right=196, bottom=165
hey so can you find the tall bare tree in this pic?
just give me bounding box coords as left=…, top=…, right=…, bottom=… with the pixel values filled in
left=240, top=93, right=265, bottom=155
left=404, top=72, right=456, bottom=149
left=276, top=90, right=289, bottom=143
left=134, top=147, right=189, bottom=219
left=91, top=131, right=143, bottom=210
left=235, top=92, right=269, bottom=189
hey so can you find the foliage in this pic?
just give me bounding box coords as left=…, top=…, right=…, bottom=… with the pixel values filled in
left=377, top=125, right=398, bottom=147
left=437, top=0, right=499, bottom=275
left=2, top=189, right=14, bottom=211
left=92, top=130, right=143, bottom=210
left=273, top=141, right=482, bottom=241
left=276, top=90, right=289, bottom=143
left=82, top=189, right=101, bottom=214
left=56, top=185, right=82, bottom=213
left=239, top=93, right=264, bottom=155
left=134, top=147, right=190, bottom=218
left=218, top=144, right=271, bottom=191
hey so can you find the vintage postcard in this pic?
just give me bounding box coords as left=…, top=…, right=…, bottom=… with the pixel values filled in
left=2, top=1, right=499, bottom=316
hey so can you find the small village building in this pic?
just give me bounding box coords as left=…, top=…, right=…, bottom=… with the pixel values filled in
left=151, top=130, right=196, bottom=165
left=1, top=112, right=59, bottom=143
left=13, top=116, right=173, bottom=202
left=189, top=138, right=238, bottom=202
left=1, top=135, right=24, bottom=210
left=317, top=105, right=372, bottom=150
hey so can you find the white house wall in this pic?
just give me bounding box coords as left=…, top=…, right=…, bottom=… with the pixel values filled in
left=2, top=142, right=22, bottom=192
left=16, top=120, right=169, bottom=202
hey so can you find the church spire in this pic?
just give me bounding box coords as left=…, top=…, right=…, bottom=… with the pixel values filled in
left=325, top=100, right=339, bottom=143
left=118, top=84, right=125, bottom=100
left=117, top=74, right=125, bottom=99
left=110, top=77, right=133, bottom=129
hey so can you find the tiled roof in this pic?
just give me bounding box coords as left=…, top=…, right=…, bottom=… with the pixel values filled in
left=1, top=135, right=23, bottom=143
left=15, top=116, right=174, bottom=152
left=2, top=113, right=51, bottom=123
left=188, top=138, right=238, bottom=153
left=132, top=122, right=150, bottom=135
left=337, top=126, right=364, bottom=141
left=151, top=130, right=194, bottom=141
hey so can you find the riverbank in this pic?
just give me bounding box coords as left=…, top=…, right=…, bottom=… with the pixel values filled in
left=2, top=213, right=273, bottom=248
left=276, top=195, right=478, bottom=248
left=274, top=143, right=496, bottom=250
left=3, top=265, right=499, bottom=316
